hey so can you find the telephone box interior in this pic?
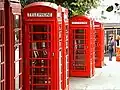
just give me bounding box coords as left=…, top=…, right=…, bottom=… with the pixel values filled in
left=5, top=0, right=23, bottom=90
left=94, top=21, right=104, bottom=68
left=69, top=15, right=95, bottom=77
left=23, top=2, right=67, bottom=90
left=0, top=0, right=5, bottom=90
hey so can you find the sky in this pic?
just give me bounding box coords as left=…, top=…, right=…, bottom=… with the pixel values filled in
left=89, top=0, right=120, bottom=23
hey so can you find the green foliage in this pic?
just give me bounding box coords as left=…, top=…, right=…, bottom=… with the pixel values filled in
left=20, top=0, right=100, bottom=17
left=20, top=0, right=55, bottom=7
left=67, top=0, right=100, bottom=17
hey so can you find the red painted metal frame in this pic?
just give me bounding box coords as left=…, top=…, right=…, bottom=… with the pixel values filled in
left=69, top=15, right=95, bottom=77
left=23, top=2, right=63, bottom=90
left=90, top=19, right=95, bottom=76
left=5, top=1, right=23, bottom=90
left=94, top=21, right=104, bottom=68
left=0, top=0, right=6, bottom=90
left=62, top=7, right=69, bottom=90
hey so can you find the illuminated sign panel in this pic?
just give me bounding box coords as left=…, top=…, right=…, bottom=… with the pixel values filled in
left=27, top=13, right=53, bottom=17
left=72, top=22, right=87, bottom=24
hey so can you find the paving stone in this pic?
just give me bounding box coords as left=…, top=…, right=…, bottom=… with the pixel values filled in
left=70, top=56, right=120, bottom=90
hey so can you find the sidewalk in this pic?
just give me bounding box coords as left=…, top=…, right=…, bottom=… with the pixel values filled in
left=70, top=56, right=120, bottom=90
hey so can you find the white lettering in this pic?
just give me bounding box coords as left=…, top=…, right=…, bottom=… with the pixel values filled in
left=27, top=13, right=52, bottom=17
left=95, top=25, right=100, bottom=27
left=72, top=22, right=87, bottom=24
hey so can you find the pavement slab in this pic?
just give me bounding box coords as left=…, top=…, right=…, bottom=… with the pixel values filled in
left=70, top=56, right=120, bottom=90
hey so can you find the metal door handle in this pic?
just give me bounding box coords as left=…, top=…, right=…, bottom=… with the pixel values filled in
left=52, top=53, right=55, bottom=56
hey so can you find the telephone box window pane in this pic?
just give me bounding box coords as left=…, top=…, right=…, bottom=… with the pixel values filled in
left=30, top=68, right=51, bottom=76
left=14, top=29, right=20, bottom=44
left=75, top=35, right=84, bottom=39
left=77, top=40, right=84, bottom=44
left=75, top=50, right=85, bottom=54
left=75, top=29, right=84, bottom=34
left=74, top=44, right=84, bottom=49
left=0, top=29, right=4, bottom=44
left=33, top=77, right=51, bottom=84
left=15, top=46, right=19, bottom=61
left=66, top=48, right=68, bottom=55
left=75, top=66, right=85, bottom=70
left=31, top=42, right=50, bottom=49
left=74, top=60, right=85, bottom=65
left=75, top=54, right=85, bottom=62
left=0, top=10, right=4, bottom=26
left=30, top=59, right=49, bottom=67
left=32, top=25, right=50, bottom=32
left=30, top=49, right=48, bottom=58
left=15, top=61, right=19, bottom=77
left=74, top=61, right=85, bottom=66
left=33, top=86, right=49, bottom=90
left=0, top=64, right=4, bottom=81
left=15, top=76, right=19, bottom=90
left=30, top=34, right=51, bottom=41
left=0, top=47, right=4, bottom=63
left=32, top=68, right=48, bottom=75
left=74, top=40, right=85, bottom=45
left=14, top=15, right=20, bottom=28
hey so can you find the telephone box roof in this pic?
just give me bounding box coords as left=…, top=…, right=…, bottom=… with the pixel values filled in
left=70, top=15, right=90, bottom=21
left=24, top=2, right=58, bottom=10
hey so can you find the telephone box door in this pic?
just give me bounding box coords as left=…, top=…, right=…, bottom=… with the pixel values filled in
left=70, top=28, right=89, bottom=76
left=24, top=22, right=53, bottom=90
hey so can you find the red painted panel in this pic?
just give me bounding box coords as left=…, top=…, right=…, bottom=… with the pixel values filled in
left=0, top=1, right=5, bottom=90
left=94, top=21, right=104, bottom=68
left=62, top=7, right=69, bottom=90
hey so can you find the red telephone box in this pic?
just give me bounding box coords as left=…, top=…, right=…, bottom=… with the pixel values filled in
left=23, top=2, right=64, bottom=90
left=62, top=7, right=69, bottom=90
left=90, top=19, right=95, bottom=76
left=69, top=15, right=95, bottom=77
left=0, top=0, right=6, bottom=90
left=5, top=0, right=23, bottom=90
left=94, top=21, right=104, bottom=68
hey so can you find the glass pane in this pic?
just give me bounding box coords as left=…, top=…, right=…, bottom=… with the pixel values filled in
left=30, top=49, right=48, bottom=58
left=15, top=61, right=19, bottom=77
left=75, top=35, right=84, bottom=39
left=15, top=46, right=19, bottom=61
left=33, top=77, right=51, bottom=84
left=75, top=29, right=84, bottom=34
left=30, top=34, right=50, bottom=41
left=74, top=44, right=84, bottom=49
left=30, top=59, right=49, bottom=67
left=31, top=25, right=50, bottom=32
left=32, top=68, right=48, bottom=75
left=15, top=76, right=19, bottom=90
left=14, top=29, right=20, bottom=45
left=0, top=29, right=4, bottom=44
left=75, top=66, right=85, bottom=70
left=0, top=10, right=4, bottom=26
left=14, top=15, right=20, bottom=28
left=33, top=86, right=49, bottom=90
left=31, top=42, right=50, bottom=49
left=0, top=47, right=1, bottom=63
